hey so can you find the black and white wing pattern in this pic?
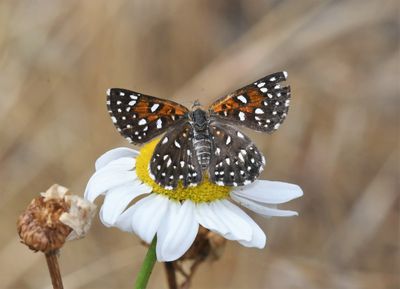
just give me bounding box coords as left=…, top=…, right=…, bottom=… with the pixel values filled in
left=150, top=122, right=203, bottom=189
left=107, top=88, right=189, bottom=144
left=209, top=71, right=290, bottom=133
left=208, top=121, right=265, bottom=186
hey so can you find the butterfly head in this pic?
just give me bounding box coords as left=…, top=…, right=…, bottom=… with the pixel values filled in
left=191, top=99, right=202, bottom=110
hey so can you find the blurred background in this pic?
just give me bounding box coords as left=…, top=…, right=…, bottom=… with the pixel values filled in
left=0, top=0, right=398, bottom=288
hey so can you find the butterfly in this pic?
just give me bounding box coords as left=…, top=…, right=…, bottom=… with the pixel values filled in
left=107, top=71, right=291, bottom=189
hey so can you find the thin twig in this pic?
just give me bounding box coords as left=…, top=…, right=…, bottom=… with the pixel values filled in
left=45, top=251, right=64, bottom=289
left=164, top=262, right=178, bottom=289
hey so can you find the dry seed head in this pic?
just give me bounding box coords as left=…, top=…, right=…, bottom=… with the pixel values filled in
left=17, top=184, right=96, bottom=253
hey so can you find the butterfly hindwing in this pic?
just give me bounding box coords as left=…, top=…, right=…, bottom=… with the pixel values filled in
left=107, top=88, right=189, bottom=144
left=150, top=122, right=202, bottom=189
left=208, top=121, right=265, bottom=186
left=209, top=71, right=290, bottom=133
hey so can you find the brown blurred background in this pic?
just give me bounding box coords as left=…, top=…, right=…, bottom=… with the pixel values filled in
left=0, top=1, right=398, bottom=288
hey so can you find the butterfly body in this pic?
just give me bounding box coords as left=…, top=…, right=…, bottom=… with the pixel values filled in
left=190, top=108, right=213, bottom=170
left=107, top=71, right=291, bottom=189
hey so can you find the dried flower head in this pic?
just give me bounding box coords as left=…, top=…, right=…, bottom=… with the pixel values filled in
left=17, top=184, right=96, bottom=253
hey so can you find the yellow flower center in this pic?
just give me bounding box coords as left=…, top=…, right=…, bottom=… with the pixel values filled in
left=135, top=139, right=231, bottom=202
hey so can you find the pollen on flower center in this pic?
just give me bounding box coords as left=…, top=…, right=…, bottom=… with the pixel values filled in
left=135, top=139, right=231, bottom=202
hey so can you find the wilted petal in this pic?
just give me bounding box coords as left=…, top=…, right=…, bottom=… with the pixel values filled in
left=232, top=180, right=303, bottom=204
left=156, top=200, right=199, bottom=262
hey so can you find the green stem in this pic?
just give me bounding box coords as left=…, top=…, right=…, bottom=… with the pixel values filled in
left=134, top=237, right=157, bottom=289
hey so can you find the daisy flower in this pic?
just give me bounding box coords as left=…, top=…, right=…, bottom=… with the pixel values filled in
left=85, top=139, right=303, bottom=262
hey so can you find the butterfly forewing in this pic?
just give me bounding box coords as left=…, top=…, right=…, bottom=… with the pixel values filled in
left=209, top=71, right=290, bottom=133
left=150, top=122, right=202, bottom=189
left=208, top=121, right=265, bottom=187
left=107, top=88, right=189, bottom=144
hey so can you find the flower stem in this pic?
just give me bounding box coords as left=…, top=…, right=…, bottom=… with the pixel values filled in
left=45, top=251, right=64, bottom=289
left=135, top=237, right=157, bottom=289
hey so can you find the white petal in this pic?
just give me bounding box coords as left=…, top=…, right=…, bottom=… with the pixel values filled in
left=96, top=157, right=136, bottom=173
left=115, top=194, right=169, bottom=244
left=156, top=200, right=199, bottom=262
left=195, top=203, right=229, bottom=236
left=195, top=200, right=252, bottom=242
left=231, top=194, right=299, bottom=217
left=232, top=180, right=303, bottom=204
left=221, top=200, right=266, bottom=248
left=84, top=171, right=137, bottom=202
left=95, top=147, right=139, bottom=170
left=99, top=181, right=152, bottom=227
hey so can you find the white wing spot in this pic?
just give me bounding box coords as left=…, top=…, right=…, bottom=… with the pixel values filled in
left=150, top=103, right=160, bottom=112
left=237, top=131, right=244, bottom=139
left=119, top=91, right=125, bottom=96
left=111, top=116, right=117, bottom=123
left=162, top=137, right=168, bottom=144
left=163, top=154, right=169, bottom=160
left=283, top=71, right=288, bottom=79
left=269, top=77, right=276, bottom=81
left=257, top=82, right=265, bottom=88
left=226, top=136, right=231, bottom=145
left=138, top=119, right=147, bottom=125
left=106, top=89, right=111, bottom=96
left=166, top=159, right=172, bottom=167
left=274, top=123, right=280, bottom=129
left=215, top=147, right=221, bottom=156
left=129, top=100, right=136, bottom=106
left=238, top=111, right=246, bottom=121
left=130, top=95, right=138, bottom=100
left=225, top=158, right=231, bottom=165
left=156, top=118, right=163, bottom=129
left=174, top=140, right=181, bottom=148
left=238, top=152, right=245, bottom=162
left=126, top=107, right=131, bottom=112
left=260, top=87, right=268, bottom=93
left=117, top=100, right=122, bottom=105
left=255, top=108, right=264, bottom=114
left=237, top=95, right=247, bottom=104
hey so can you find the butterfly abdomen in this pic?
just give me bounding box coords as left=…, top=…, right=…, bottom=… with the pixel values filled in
left=193, top=130, right=212, bottom=170
left=191, top=109, right=212, bottom=170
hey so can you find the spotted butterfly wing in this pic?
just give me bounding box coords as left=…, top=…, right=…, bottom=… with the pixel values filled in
left=209, top=71, right=290, bottom=132
left=150, top=122, right=202, bottom=189
left=107, top=88, right=189, bottom=144
left=208, top=121, right=265, bottom=186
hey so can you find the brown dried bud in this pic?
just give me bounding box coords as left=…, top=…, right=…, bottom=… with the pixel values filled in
left=17, top=184, right=96, bottom=253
